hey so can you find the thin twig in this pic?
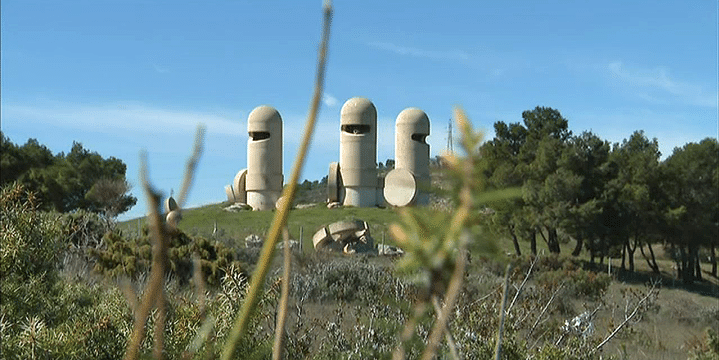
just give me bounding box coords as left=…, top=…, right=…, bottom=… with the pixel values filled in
left=154, top=293, right=166, bottom=360
left=421, top=249, right=467, bottom=360
left=272, top=228, right=292, bottom=360
left=431, top=296, right=461, bottom=360
left=494, top=264, right=512, bottom=360
left=592, top=281, right=658, bottom=353
left=124, top=127, right=205, bottom=360
left=220, top=3, right=332, bottom=359
left=392, top=303, right=428, bottom=360
left=176, top=127, right=205, bottom=209
left=506, top=254, right=538, bottom=315
left=124, top=153, right=168, bottom=360
left=527, top=282, right=563, bottom=338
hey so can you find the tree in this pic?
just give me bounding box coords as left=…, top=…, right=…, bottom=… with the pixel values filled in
left=559, top=132, right=612, bottom=259
left=85, top=178, right=137, bottom=221
left=1, top=133, right=54, bottom=185
left=0, top=134, right=137, bottom=216
left=662, top=138, right=719, bottom=282
left=481, top=107, right=575, bottom=255
left=602, top=131, right=663, bottom=272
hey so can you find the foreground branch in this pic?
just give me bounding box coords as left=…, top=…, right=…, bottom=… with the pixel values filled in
left=592, top=281, right=659, bottom=354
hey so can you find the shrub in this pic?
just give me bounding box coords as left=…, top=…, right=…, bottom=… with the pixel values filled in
left=88, top=228, right=241, bottom=286
left=0, top=183, right=65, bottom=325
left=536, top=267, right=611, bottom=300
left=290, top=256, right=417, bottom=304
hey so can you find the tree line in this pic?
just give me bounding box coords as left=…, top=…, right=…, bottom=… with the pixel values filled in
left=0, top=132, right=136, bottom=219
left=478, top=106, right=718, bottom=284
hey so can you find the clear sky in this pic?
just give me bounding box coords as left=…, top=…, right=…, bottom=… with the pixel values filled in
left=2, top=1, right=717, bottom=221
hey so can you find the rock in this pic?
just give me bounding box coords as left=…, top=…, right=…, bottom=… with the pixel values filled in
left=276, top=240, right=300, bottom=250
left=295, top=203, right=317, bottom=209
left=224, top=203, right=252, bottom=212
left=245, top=234, right=263, bottom=248
left=377, top=244, right=404, bottom=256
left=343, top=241, right=376, bottom=255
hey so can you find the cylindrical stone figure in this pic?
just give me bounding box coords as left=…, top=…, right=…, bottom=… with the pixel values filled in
left=387, top=108, right=430, bottom=206
left=246, top=105, right=283, bottom=210
left=339, top=97, right=377, bottom=207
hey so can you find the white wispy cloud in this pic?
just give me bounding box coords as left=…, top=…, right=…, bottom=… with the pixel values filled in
left=367, top=41, right=470, bottom=62
left=322, top=93, right=338, bottom=108
left=607, top=61, right=717, bottom=107
left=3, top=101, right=246, bottom=137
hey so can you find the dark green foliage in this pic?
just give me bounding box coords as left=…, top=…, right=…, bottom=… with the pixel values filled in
left=293, top=176, right=328, bottom=204
left=89, top=227, right=240, bottom=286
left=0, top=183, right=64, bottom=324
left=662, top=138, right=719, bottom=282
left=479, top=106, right=718, bottom=280
left=0, top=132, right=137, bottom=215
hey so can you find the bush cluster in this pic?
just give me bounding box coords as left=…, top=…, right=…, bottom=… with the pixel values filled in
left=88, top=227, right=242, bottom=286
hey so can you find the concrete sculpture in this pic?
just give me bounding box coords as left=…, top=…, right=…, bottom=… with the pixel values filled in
left=164, top=196, right=182, bottom=228
left=246, top=105, right=283, bottom=210
left=166, top=210, right=182, bottom=229
left=327, top=162, right=340, bottom=203
left=384, top=108, right=430, bottom=206
left=312, top=220, right=375, bottom=254
left=338, top=97, right=378, bottom=207
left=164, top=196, right=179, bottom=213
left=225, top=185, right=235, bottom=202
left=232, top=169, right=248, bottom=204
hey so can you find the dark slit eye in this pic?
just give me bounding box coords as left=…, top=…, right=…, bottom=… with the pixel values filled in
left=411, top=133, right=427, bottom=144
left=249, top=131, right=270, bottom=140
left=341, top=124, right=370, bottom=134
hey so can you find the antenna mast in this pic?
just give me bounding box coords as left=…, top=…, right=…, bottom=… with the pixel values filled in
left=446, top=118, right=454, bottom=154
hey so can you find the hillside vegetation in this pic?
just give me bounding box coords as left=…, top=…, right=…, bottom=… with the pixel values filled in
left=2, top=3, right=718, bottom=358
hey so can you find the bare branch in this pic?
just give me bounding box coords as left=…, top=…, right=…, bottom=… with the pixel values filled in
left=494, top=264, right=512, bottom=360
left=272, top=228, right=292, bottom=360
left=592, top=282, right=659, bottom=354
left=507, top=254, right=538, bottom=315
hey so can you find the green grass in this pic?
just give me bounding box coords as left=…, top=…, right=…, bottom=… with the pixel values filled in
left=119, top=202, right=411, bottom=252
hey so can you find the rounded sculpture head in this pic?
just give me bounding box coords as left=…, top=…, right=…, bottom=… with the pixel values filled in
left=396, top=107, right=430, bottom=143
left=340, top=97, right=376, bottom=134
left=247, top=105, right=283, bottom=211
left=248, top=105, right=282, bottom=141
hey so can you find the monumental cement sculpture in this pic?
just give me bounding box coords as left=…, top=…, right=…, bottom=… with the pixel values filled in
left=384, top=108, right=431, bottom=206
left=246, top=105, right=283, bottom=210
left=224, top=105, right=283, bottom=210
left=338, top=97, right=379, bottom=207
left=223, top=99, right=430, bottom=212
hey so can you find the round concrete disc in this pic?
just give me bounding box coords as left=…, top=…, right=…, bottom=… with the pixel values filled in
left=312, top=227, right=333, bottom=249
left=384, top=168, right=417, bottom=207
left=233, top=169, right=247, bottom=203
left=225, top=185, right=235, bottom=202
left=166, top=209, right=182, bottom=227
left=328, top=220, right=365, bottom=237
left=275, top=195, right=289, bottom=210
left=165, top=196, right=179, bottom=212
left=327, top=162, right=340, bottom=202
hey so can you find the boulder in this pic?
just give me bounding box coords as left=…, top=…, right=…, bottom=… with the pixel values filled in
left=245, top=234, right=263, bottom=248
left=377, top=244, right=404, bottom=256
left=224, top=203, right=252, bottom=212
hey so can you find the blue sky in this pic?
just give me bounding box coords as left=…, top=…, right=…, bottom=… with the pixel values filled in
left=2, top=1, right=717, bottom=221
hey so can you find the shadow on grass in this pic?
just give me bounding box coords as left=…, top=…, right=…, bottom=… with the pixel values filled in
left=583, top=261, right=719, bottom=298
